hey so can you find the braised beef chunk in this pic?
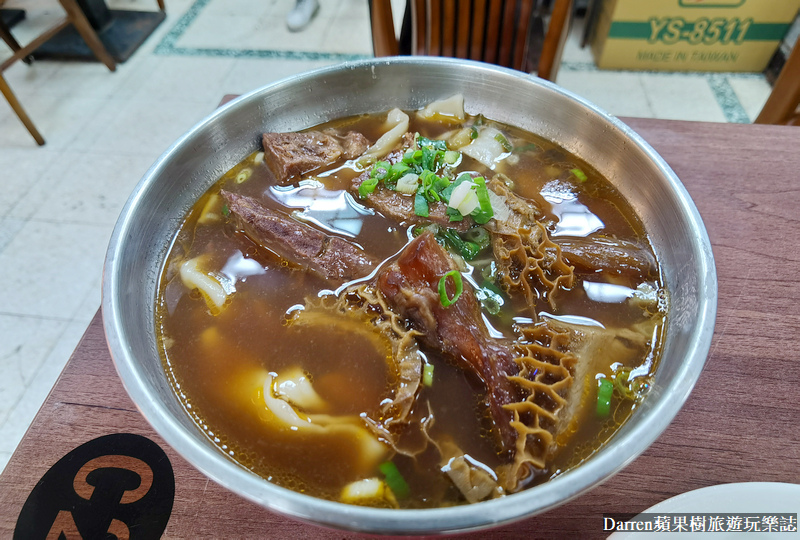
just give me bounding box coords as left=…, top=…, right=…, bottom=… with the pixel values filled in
left=376, top=232, right=520, bottom=453
left=554, top=236, right=656, bottom=279
left=351, top=148, right=474, bottom=232
left=340, top=131, right=370, bottom=159
left=262, top=132, right=342, bottom=183
left=222, top=191, right=377, bottom=282
left=261, top=130, right=370, bottom=184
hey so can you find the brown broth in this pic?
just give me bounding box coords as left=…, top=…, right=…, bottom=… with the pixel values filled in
left=157, top=108, right=665, bottom=508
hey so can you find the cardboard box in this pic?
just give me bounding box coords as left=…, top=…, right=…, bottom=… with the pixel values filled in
left=592, top=0, right=800, bottom=71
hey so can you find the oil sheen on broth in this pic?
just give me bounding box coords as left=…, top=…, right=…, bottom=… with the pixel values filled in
left=157, top=96, right=666, bottom=508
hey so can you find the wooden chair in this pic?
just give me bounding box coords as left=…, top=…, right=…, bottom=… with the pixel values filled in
left=0, top=0, right=116, bottom=72
left=755, top=38, right=800, bottom=126
left=369, top=0, right=573, bottom=81
left=1, top=72, right=44, bottom=145
left=1, top=0, right=117, bottom=145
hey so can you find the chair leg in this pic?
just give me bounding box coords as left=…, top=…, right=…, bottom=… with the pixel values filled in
left=0, top=74, right=45, bottom=145
left=0, top=17, right=33, bottom=64
left=57, top=0, right=117, bottom=72
left=755, top=39, right=800, bottom=125
left=368, top=0, right=399, bottom=57
left=537, top=0, right=572, bottom=81
left=157, top=0, right=166, bottom=11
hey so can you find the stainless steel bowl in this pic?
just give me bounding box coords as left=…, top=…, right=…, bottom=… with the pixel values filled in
left=102, top=57, right=717, bottom=535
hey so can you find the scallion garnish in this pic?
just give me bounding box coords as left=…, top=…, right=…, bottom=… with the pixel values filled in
left=596, top=378, right=614, bottom=417
left=513, top=142, right=539, bottom=153
left=438, top=270, right=463, bottom=307
left=444, top=150, right=460, bottom=165
left=571, top=168, right=588, bottom=182
left=471, top=176, right=494, bottom=224
left=476, top=281, right=504, bottom=315
left=463, top=227, right=490, bottom=250
left=379, top=461, right=410, bottom=499
left=414, top=189, right=429, bottom=217
left=221, top=204, right=230, bottom=217
left=358, top=176, right=380, bottom=198
left=494, top=133, right=513, bottom=152
left=422, top=363, right=434, bottom=387
left=437, top=228, right=481, bottom=260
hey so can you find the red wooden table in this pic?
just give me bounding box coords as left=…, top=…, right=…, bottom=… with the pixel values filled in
left=1, top=118, right=799, bottom=539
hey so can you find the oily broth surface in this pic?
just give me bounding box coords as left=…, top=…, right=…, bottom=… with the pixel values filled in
left=157, top=110, right=665, bottom=506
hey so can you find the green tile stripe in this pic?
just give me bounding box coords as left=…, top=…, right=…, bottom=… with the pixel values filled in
left=707, top=74, right=751, bottom=123
left=154, top=0, right=371, bottom=61
left=608, top=21, right=791, bottom=41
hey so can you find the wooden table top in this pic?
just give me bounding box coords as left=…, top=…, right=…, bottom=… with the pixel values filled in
left=1, top=118, right=799, bottom=539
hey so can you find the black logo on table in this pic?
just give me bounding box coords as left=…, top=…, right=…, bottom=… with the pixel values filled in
left=14, top=433, right=174, bottom=539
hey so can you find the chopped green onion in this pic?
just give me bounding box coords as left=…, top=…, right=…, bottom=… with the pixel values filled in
left=372, top=161, right=391, bottom=180
left=469, top=127, right=479, bottom=140
left=235, top=169, right=252, bottom=184
left=596, top=378, right=613, bottom=417
left=446, top=207, right=464, bottom=222
left=471, top=176, right=494, bottom=224
left=221, top=204, right=230, bottom=217
left=571, top=168, right=588, bottom=182
left=481, top=279, right=504, bottom=297
left=379, top=461, right=410, bottom=499
left=613, top=368, right=648, bottom=400
left=417, top=135, right=447, bottom=151
left=463, top=227, right=490, bottom=250
left=513, top=142, right=540, bottom=153
left=438, top=270, right=463, bottom=307
left=475, top=282, right=504, bottom=315
left=358, top=176, right=380, bottom=198
left=441, top=173, right=469, bottom=203
left=437, top=229, right=481, bottom=260
left=422, top=363, right=434, bottom=387
left=494, top=133, right=513, bottom=152
left=444, top=150, right=460, bottom=165
left=414, top=189, right=429, bottom=217
left=386, top=162, right=411, bottom=188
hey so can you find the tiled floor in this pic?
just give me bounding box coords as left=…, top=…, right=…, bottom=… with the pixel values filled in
left=0, top=0, right=774, bottom=473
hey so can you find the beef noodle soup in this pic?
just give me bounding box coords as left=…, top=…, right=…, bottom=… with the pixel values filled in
left=156, top=95, right=666, bottom=509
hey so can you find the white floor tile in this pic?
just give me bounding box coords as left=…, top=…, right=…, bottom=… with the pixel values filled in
left=22, top=151, right=157, bottom=226
left=728, top=77, right=772, bottom=122
left=0, top=314, right=67, bottom=428
left=0, top=320, right=84, bottom=458
left=124, top=56, right=236, bottom=104
left=0, top=94, right=116, bottom=151
left=80, top=96, right=213, bottom=156
left=0, top=148, right=64, bottom=217
left=221, top=58, right=336, bottom=96
left=73, top=277, right=102, bottom=326
left=0, top=220, right=109, bottom=319
left=0, top=219, right=25, bottom=253
left=556, top=70, right=654, bottom=118
left=0, top=60, right=61, bottom=93
left=22, top=61, right=135, bottom=101
left=640, top=74, right=727, bottom=123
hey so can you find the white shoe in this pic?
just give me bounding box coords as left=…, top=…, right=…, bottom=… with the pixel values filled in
left=286, top=0, right=319, bottom=32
